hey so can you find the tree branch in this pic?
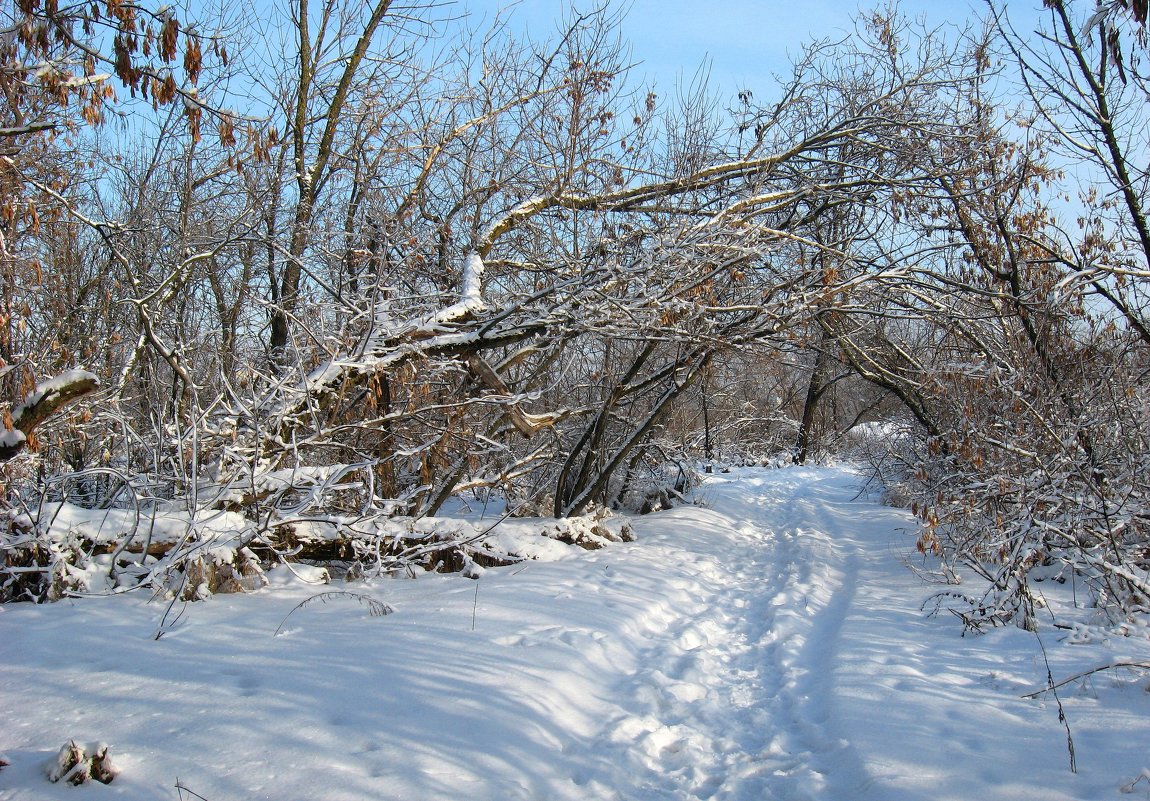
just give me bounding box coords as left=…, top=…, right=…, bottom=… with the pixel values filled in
left=0, top=370, right=100, bottom=461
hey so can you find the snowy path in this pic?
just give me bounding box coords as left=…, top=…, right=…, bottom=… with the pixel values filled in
left=553, top=468, right=868, bottom=800
left=2, top=466, right=1150, bottom=800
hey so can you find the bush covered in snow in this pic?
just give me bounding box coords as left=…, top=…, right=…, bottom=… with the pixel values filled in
left=45, top=740, right=118, bottom=786
left=0, top=461, right=642, bottom=603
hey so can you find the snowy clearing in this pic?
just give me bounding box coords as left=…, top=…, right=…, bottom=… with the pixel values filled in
left=2, top=466, right=1149, bottom=800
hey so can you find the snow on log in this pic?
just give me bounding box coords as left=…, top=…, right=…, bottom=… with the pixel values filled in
left=0, top=369, right=99, bottom=461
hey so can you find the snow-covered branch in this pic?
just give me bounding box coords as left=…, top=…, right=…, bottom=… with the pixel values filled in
left=0, top=370, right=100, bottom=461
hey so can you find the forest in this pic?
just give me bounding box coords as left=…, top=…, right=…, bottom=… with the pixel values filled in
left=1, top=0, right=1149, bottom=638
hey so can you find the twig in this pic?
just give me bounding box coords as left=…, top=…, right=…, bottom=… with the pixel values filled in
left=1120, top=768, right=1150, bottom=794
left=1022, top=660, right=1150, bottom=699
left=1031, top=629, right=1077, bottom=773
left=175, top=778, right=211, bottom=800
left=273, top=591, right=393, bottom=637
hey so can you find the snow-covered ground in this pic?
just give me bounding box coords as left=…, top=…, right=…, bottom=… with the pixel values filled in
left=2, top=466, right=1149, bottom=800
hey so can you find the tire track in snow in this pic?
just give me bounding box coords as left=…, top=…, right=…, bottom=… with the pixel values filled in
left=572, top=467, right=868, bottom=800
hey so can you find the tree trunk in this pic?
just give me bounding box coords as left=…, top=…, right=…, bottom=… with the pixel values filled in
left=794, top=333, right=833, bottom=465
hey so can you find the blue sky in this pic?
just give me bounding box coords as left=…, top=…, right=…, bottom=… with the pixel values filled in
left=456, top=0, right=1024, bottom=98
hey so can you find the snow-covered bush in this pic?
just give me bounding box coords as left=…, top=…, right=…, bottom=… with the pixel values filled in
left=2, top=453, right=648, bottom=602
left=171, top=546, right=268, bottom=601
left=45, top=740, right=118, bottom=786
left=870, top=341, right=1150, bottom=633
left=0, top=516, right=92, bottom=603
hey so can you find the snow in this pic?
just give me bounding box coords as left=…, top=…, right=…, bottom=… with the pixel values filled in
left=423, top=250, right=486, bottom=327
left=37, top=501, right=252, bottom=549
left=0, top=429, right=25, bottom=449
left=2, top=466, right=1149, bottom=800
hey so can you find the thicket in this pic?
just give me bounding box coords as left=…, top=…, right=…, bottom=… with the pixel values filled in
left=0, top=0, right=1147, bottom=630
